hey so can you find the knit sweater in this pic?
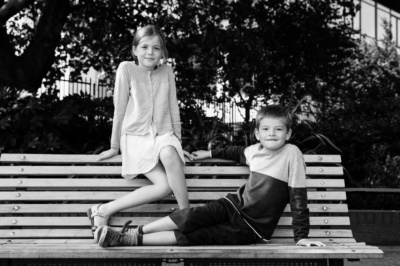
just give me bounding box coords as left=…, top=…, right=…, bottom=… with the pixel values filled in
left=110, top=62, right=181, bottom=150
left=212, top=143, right=310, bottom=243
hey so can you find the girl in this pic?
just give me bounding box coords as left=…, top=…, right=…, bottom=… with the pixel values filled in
left=87, top=25, right=191, bottom=238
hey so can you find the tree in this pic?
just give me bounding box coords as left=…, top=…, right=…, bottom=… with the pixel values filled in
left=2, top=0, right=358, bottom=124
left=0, top=0, right=70, bottom=92
left=212, top=0, right=358, bottom=122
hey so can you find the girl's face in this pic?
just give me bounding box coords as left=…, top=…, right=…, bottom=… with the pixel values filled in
left=133, top=35, right=163, bottom=71
left=255, top=117, right=292, bottom=152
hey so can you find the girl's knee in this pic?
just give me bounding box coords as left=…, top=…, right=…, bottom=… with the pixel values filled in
left=160, top=146, right=179, bottom=165
left=156, top=182, right=172, bottom=197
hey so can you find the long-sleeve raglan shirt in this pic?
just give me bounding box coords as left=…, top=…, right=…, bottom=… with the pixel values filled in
left=212, top=143, right=310, bottom=243
left=110, top=62, right=181, bottom=150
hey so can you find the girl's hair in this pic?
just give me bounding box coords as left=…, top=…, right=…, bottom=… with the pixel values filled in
left=255, top=105, right=292, bottom=130
left=131, top=25, right=168, bottom=63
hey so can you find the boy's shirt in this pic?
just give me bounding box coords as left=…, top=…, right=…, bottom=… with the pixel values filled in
left=211, top=143, right=309, bottom=243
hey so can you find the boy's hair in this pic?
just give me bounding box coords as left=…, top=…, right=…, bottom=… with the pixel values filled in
left=255, top=105, right=292, bottom=130
left=131, top=25, right=168, bottom=62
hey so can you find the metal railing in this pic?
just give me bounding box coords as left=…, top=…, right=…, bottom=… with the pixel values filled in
left=54, top=78, right=112, bottom=99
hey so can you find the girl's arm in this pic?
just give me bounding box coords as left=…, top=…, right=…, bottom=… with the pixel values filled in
left=99, top=63, right=130, bottom=161
left=168, top=67, right=181, bottom=141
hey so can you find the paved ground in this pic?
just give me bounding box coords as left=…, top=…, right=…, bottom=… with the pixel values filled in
left=344, top=246, right=400, bottom=266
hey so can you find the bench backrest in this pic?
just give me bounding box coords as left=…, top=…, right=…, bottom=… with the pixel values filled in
left=0, top=153, right=352, bottom=244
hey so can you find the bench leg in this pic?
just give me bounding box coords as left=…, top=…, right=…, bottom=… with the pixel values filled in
left=328, top=259, right=344, bottom=266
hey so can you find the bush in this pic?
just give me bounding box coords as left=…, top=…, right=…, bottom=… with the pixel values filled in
left=0, top=88, right=113, bottom=154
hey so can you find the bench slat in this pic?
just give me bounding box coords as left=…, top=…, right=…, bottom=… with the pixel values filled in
left=0, top=229, right=354, bottom=239
left=0, top=245, right=384, bottom=260
left=0, top=191, right=347, bottom=201
left=0, top=203, right=349, bottom=214
left=0, top=238, right=359, bottom=244
left=0, top=166, right=343, bottom=176
left=0, top=153, right=384, bottom=263
left=0, top=178, right=345, bottom=189
left=0, top=154, right=342, bottom=164
left=0, top=216, right=351, bottom=227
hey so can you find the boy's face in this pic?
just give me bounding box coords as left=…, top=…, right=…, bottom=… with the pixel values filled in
left=255, top=117, right=292, bottom=151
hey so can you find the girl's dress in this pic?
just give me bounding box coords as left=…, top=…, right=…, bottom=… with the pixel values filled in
left=111, top=62, right=185, bottom=179
left=120, top=123, right=185, bottom=179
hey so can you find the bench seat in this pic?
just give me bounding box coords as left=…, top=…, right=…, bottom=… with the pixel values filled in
left=0, top=153, right=384, bottom=266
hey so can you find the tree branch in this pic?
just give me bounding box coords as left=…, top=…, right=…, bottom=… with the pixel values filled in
left=0, top=0, right=35, bottom=25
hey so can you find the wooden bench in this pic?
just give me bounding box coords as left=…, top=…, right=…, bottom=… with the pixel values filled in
left=0, top=153, right=383, bottom=266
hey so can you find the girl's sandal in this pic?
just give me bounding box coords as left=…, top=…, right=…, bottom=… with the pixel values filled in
left=87, top=204, right=109, bottom=237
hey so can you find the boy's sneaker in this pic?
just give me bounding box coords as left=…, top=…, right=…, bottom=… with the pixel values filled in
left=95, top=220, right=138, bottom=247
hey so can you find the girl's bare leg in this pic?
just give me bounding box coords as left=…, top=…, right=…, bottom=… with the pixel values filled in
left=98, top=163, right=171, bottom=215
left=159, top=146, right=189, bottom=209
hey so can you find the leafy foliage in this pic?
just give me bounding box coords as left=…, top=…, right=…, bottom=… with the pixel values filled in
left=0, top=87, right=113, bottom=154
left=313, top=20, right=400, bottom=189
left=2, top=0, right=358, bottom=123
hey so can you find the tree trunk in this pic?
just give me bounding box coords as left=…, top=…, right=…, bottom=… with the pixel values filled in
left=0, top=0, right=70, bottom=93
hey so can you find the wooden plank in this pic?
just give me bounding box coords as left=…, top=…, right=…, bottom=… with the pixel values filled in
left=0, top=166, right=249, bottom=176
left=342, top=188, right=400, bottom=193
left=0, top=238, right=358, bottom=245
left=0, top=229, right=354, bottom=239
left=0, top=203, right=188, bottom=213
left=273, top=229, right=354, bottom=238
left=0, top=243, right=378, bottom=249
left=0, top=165, right=343, bottom=176
left=0, top=178, right=345, bottom=189
left=0, top=203, right=349, bottom=214
left=0, top=191, right=347, bottom=201
left=0, top=153, right=342, bottom=164
left=0, top=245, right=383, bottom=260
left=0, top=216, right=351, bottom=227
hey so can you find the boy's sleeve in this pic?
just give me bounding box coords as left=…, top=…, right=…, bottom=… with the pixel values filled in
left=288, top=150, right=310, bottom=243
left=211, top=146, right=247, bottom=165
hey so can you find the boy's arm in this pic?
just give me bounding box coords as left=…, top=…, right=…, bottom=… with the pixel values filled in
left=291, top=187, right=325, bottom=247
left=288, top=151, right=325, bottom=247
left=191, top=146, right=247, bottom=165
left=287, top=149, right=312, bottom=244
left=289, top=186, right=311, bottom=243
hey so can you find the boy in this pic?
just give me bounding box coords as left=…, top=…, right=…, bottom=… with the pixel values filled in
left=94, top=105, right=325, bottom=247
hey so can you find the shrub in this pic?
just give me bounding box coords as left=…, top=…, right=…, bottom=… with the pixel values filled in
left=0, top=88, right=113, bottom=154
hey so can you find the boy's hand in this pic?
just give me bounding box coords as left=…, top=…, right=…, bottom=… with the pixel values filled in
left=191, top=150, right=211, bottom=160
left=296, top=239, right=326, bottom=247
left=97, top=148, right=119, bottom=161
left=183, top=150, right=194, bottom=161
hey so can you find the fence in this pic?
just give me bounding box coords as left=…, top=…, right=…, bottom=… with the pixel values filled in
left=194, top=98, right=259, bottom=124
left=47, top=78, right=261, bottom=124
left=55, top=78, right=112, bottom=99
left=47, top=78, right=315, bottom=124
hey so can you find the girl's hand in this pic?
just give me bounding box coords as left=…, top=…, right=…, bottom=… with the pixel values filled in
left=97, top=148, right=119, bottom=161
left=191, top=150, right=211, bottom=160
left=183, top=150, right=194, bottom=161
